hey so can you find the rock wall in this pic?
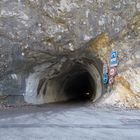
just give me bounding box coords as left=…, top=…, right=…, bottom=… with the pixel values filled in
left=0, top=0, right=140, bottom=106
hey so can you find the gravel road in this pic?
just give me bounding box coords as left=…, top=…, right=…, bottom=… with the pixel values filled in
left=0, top=102, right=140, bottom=140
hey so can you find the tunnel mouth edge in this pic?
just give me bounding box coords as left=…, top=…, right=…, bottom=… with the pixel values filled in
left=25, top=58, right=105, bottom=104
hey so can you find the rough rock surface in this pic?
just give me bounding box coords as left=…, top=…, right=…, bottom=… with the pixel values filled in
left=0, top=0, right=140, bottom=107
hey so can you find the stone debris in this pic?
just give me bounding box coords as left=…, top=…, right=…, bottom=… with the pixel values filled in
left=101, top=71, right=140, bottom=109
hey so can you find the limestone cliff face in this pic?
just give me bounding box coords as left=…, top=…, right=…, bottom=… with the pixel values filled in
left=0, top=0, right=140, bottom=106
left=102, top=13, right=140, bottom=108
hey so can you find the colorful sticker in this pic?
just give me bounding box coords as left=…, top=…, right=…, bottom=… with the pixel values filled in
left=109, top=77, right=114, bottom=85
left=109, top=67, right=117, bottom=77
left=103, top=73, right=109, bottom=84
left=110, top=51, right=118, bottom=67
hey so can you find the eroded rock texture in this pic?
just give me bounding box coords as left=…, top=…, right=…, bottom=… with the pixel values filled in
left=0, top=0, right=140, bottom=106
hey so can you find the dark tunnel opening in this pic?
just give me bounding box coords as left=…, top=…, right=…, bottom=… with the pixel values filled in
left=63, top=71, right=96, bottom=102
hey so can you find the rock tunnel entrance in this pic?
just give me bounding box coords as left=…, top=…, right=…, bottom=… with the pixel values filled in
left=62, top=65, right=96, bottom=102
left=25, top=59, right=104, bottom=104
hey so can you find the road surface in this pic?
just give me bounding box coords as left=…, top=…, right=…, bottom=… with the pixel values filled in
left=0, top=102, right=140, bottom=140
